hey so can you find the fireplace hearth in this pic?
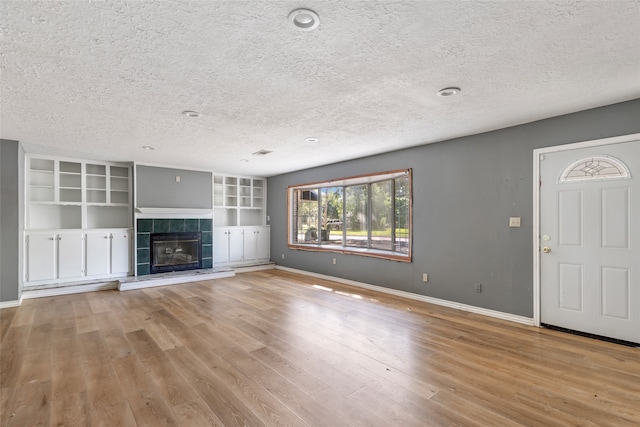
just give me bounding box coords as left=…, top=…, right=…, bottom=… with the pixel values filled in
left=150, top=232, right=202, bottom=274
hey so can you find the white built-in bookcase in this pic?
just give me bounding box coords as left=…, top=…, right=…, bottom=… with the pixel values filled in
left=213, top=174, right=266, bottom=226
left=27, top=156, right=132, bottom=230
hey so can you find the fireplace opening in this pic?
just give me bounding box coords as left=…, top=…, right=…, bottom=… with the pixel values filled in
left=150, top=232, right=202, bottom=274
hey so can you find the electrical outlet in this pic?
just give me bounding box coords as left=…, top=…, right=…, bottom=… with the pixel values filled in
left=422, top=273, right=428, bottom=283
left=281, top=253, right=285, bottom=260
left=332, top=258, right=337, bottom=265
left=509, top=217, right=521, bottom=227
left=474, top=282, right=482, bottom=293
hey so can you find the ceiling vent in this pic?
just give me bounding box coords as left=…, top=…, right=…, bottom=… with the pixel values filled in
left=252, top=149, right=273, bottom=156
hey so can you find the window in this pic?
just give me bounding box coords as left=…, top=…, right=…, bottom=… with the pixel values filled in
left=559, top=156, right=630, bottom=183
left=288, top=169, right=411, bottom=261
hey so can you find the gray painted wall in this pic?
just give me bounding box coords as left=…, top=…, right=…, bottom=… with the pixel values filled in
left=136, top=165, right=212, bottom=209
left=1, top=139, right=25, bottom=303
left=267, top=99, right=640, bottom=318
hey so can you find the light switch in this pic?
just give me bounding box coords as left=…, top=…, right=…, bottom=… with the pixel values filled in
left=509, top=217, right=521, bottom=227
left=176, top=176, right=181, bottom=183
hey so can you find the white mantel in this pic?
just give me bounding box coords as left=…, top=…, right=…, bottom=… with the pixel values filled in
left=135, top=207, right=213, bottom=219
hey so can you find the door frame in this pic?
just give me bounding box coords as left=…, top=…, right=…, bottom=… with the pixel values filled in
left=532, top=132, right=640, bottom=327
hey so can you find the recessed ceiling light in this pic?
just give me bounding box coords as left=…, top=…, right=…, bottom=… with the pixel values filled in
left=142, top=146, right=156, bottom=150
left=252, top=149, right=273, bottom=156
left=289, top=9, right=320, bottom=31
left=240, top=159, right=249, bottom=163
left=305, top=137, right=318, bottom=143
left=182, top=110, right=201, bottom=118
left=437, top=87, right=461, bottom=97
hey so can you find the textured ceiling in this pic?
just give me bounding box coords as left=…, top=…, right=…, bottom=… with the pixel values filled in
left=2, top=1, right=639, bottom=177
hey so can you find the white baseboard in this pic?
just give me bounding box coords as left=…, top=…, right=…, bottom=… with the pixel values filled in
left=0, top=296, right=23, bottom=309
left=275, top=266, right=535, bottom=326
left=233, top=263, right=276, bottom=274
left=22, top=281, right=119, bottom=300
left=118, top=270, right=235, bottom=291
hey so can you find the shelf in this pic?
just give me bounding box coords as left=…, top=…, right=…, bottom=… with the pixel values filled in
left=59, top=161, right=81, bottom=173
left=27, top=156, right=132, bottom=231
left=86, top=164, right=106, bottom=175
left=213, top=174, right=266, bottom=226
left=86, top=175, right=106, bottom=189
left=30, top=158, right=54, bottom=172
left=60, top=173, right=81, bottom=187
left=110, top=191, right=129, bottom=204
left=110, top=166, right=129, bottom=178
left=29, top=205, right=82, bottom=229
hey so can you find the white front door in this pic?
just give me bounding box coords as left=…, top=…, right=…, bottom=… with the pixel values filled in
left=539, top=138, right=639, bottom=343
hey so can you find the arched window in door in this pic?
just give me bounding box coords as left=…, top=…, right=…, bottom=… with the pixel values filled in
left=559, top=155, right=630, bottom=183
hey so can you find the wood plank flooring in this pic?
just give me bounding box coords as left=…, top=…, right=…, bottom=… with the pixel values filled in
left=1, top=269, right=639, bottom=426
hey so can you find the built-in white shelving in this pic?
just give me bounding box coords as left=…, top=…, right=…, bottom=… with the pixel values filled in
left=213, top=174, right=266, bottom=227
left=25, top=155, right=133, bottom=286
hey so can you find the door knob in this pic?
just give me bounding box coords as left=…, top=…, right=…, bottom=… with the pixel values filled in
left=542, top=247, right=551, bottom=253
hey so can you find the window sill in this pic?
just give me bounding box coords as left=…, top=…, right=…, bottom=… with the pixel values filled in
left=287, top=243, right=411, bottom=262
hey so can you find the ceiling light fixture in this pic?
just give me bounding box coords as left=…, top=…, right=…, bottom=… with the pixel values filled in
left=289, top=9, right=320, bottom=31
left=182, top=110, right=201, bottom=118
left=252, top=149, right=273, bottom=156
left=240, top=159, right=249, bottom=163
left=305, top=137, right=318, bottom=143
left=437, top=87, right=461, bottom=97
left=142, top=146, right=156, bottom=150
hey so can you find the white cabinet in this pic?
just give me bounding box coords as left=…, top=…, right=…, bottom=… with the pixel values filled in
left=57, top=232, right=84, bottom=279
left=110, top=230, right=130, bottom=275
left=24, top=155, right=132, bottom=287
left=214, top=228, right=244, bottom=264
left=26, top=232, right=83, bottom=282
left=86, top=233, right=110, bottom=276
left=86, top=230, right=131, bottom=277
left=243, top=227, right=270, bottom=261
left=213, top=226, right=270, bottom=266
left=24, top=229, right=130, bottom=286
left=26, top=234, right=56, bottom=282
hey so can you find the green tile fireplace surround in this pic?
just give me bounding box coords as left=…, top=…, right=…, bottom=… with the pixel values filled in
left=136, top=218, right=213, bottom=276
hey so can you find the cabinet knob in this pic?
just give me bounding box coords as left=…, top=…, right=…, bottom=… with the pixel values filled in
left=49, top=237, right=55, bottom=240
left=104, top=236, right=109, bottom=239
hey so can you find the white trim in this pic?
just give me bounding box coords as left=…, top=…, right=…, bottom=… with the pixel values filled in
left=134, top=207, right=213, bottom=219
left=118, top=270, right=234, bottom=291
left=233, top=263, right=276, bottom=273
left=22, top=281, right=118, bottom=299
left=532, top=133, right=640, bottom=327
left=276, top=266, right=534, bottom=326
left=0, top=296, right=23, bottom=309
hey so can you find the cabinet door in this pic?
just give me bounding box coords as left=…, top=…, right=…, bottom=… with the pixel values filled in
left=243, top=228, right=258, bottom=260
left=110, top=231, right=130, bottom=275
left=255, top=226, right=270, bottom=260
left=26, top=234, right=56, bottom=282
left=228, top=229, right=244, bottom=262
left=86, top=233, right=110, bottom=276
left=57, top=232, right=84, bottom=279
left=244, top=227, right=270, bottom=261
left=214, top=229, right=229, bottom=263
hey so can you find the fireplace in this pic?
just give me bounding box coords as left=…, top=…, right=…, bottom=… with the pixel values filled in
left=150, top=232, right=202, bottom=274
left=136, top=218, right=212, bottom=276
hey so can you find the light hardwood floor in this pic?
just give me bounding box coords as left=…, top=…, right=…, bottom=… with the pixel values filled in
left=1, top=270, right=639, bottom=426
